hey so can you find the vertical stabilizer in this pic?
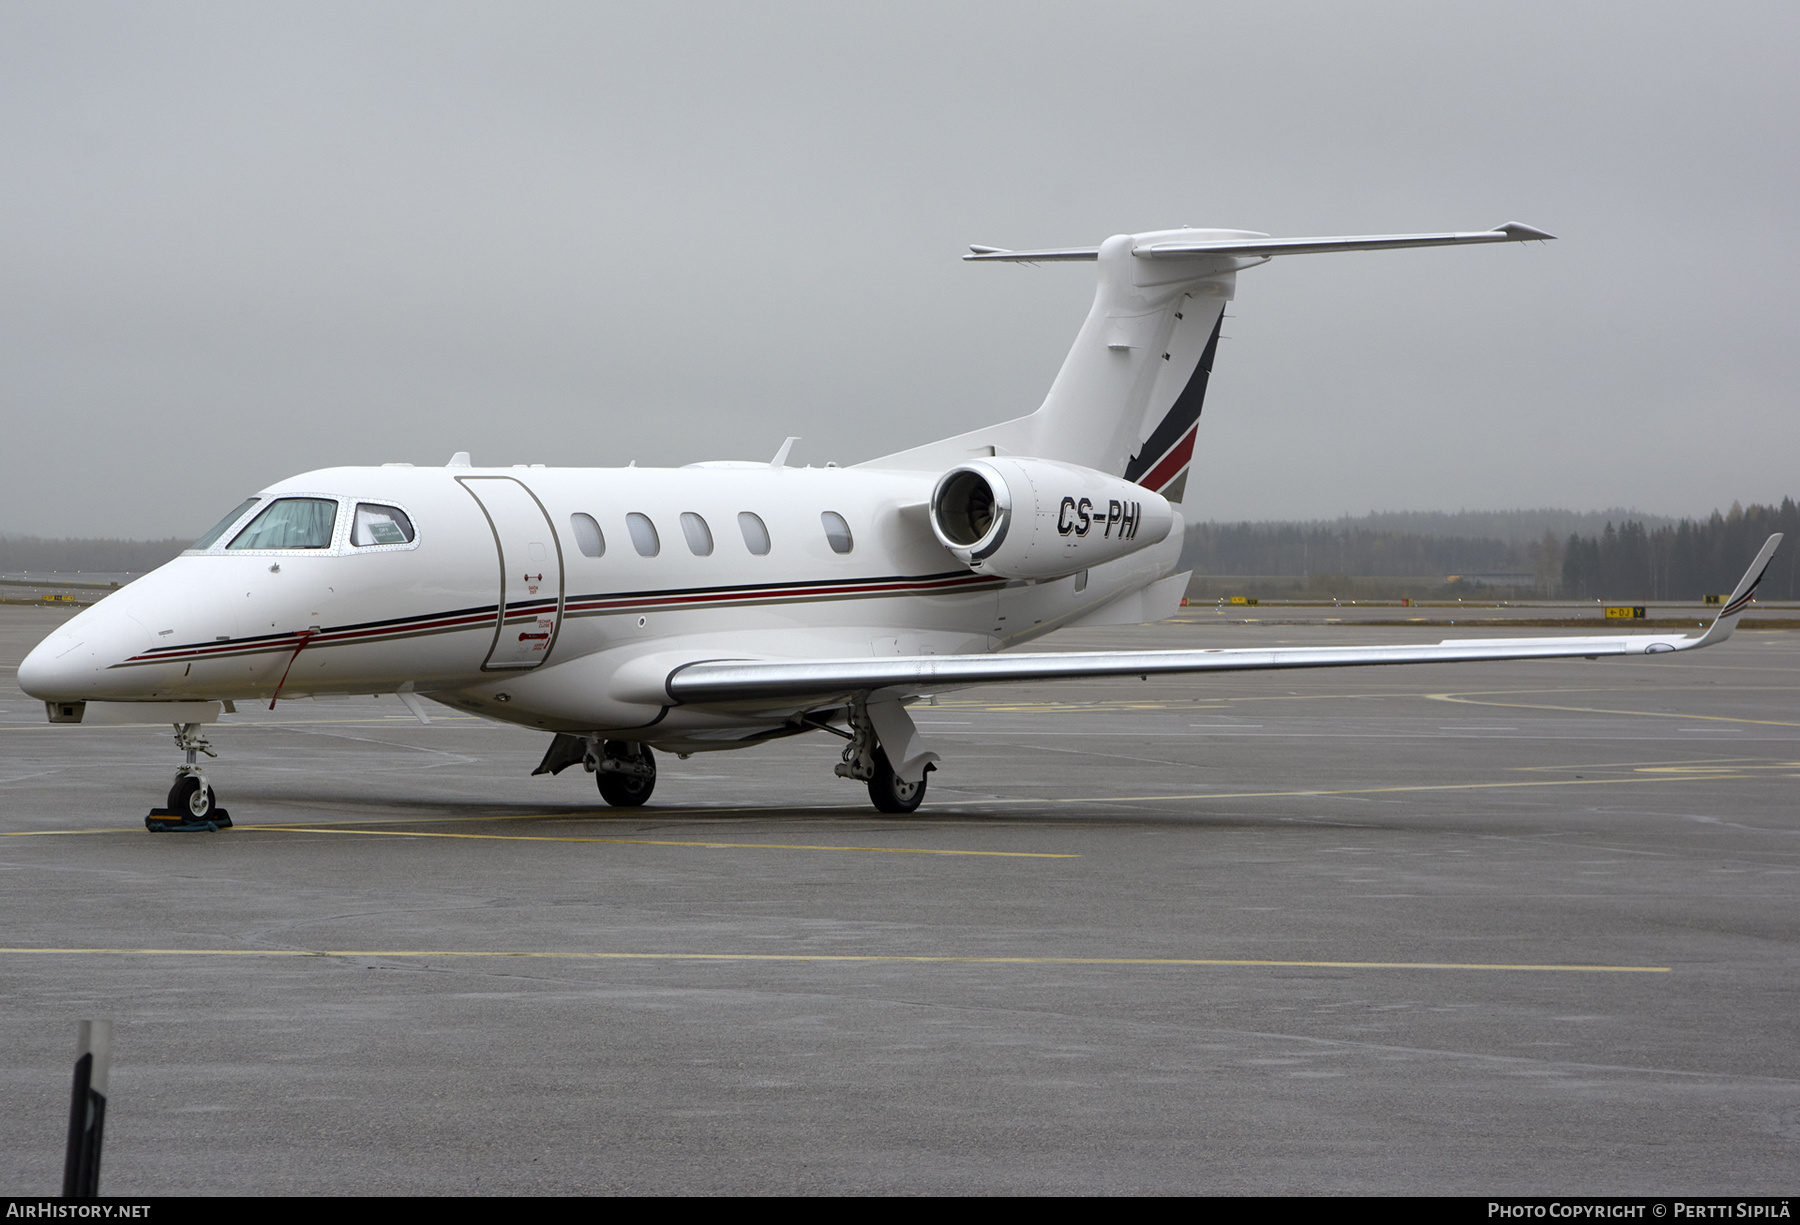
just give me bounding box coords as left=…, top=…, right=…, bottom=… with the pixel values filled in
left=1019, top=231, right=1247, bottom=495
left=864, top=228, right=1258, bottom=499
left=865, top=221, right=1551, bottom=494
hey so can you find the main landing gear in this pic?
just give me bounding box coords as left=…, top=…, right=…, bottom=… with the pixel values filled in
left=832, top=703, right=930, bottom=814
left=531, top=734, right=658, bottom=805
left=146, top=722, right=233, bottom=832
left=867, top=747, right=927, bottom=814
left=532, top=711, right=932, bottom=814
left=595, top=740, right=656, bottom=807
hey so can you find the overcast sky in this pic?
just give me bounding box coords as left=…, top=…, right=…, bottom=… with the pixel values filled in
left=3, top=1, right=1796, bottom=539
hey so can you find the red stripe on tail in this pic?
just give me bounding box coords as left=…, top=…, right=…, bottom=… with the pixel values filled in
left=1139, top=425, right=1197, bottom=493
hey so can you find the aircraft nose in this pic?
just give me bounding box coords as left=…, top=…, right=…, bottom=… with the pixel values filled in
left=17, top=629, right=84, bottom=700
left=17, top=604, right=152, bottom=701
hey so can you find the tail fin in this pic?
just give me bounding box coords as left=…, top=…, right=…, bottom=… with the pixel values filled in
left=864, top=222, right=1553, bottom=498
left=1010, top=231, right=1242, bottom=494
left=1119, top=303, right=1223, bottom=504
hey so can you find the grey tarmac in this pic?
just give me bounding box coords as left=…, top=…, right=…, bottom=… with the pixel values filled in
left=1, top=604, right=1796, bottom=1195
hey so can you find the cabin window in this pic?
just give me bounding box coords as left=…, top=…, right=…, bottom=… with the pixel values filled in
left=821, top=511, right=854, bottom=555
left=228, top=498, right=339, bottom=550
left=571, top=513, right=605, bottom=558
left=738, top=512, right=771, bottom=556
left=351, top=503, right=415, bottom=546
left=680, top=512, right=714, bottom=557
left=191, top=498, right=260, bottom=550
left=626, top=513, right=660, bottom=557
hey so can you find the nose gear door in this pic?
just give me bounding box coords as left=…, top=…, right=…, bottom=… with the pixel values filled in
left=456, top=476, right=565, bottom=671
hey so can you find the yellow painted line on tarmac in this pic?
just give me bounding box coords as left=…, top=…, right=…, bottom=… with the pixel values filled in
left=1633, top=762, right=1800, bottom=774
left=1513, top=755, right=1780, bottom=773
left=0, top=716, right=486, bottom=731
left=247, top=825, right=1074, bottom=857
left=966, top=771, right=1755, bottom=806
left=0, top=947, right=1669, bottom=972
left=932, top=699, right=1231, bottom=713
left=0, top=767, right=1767, bottom=834
left=1427, top=691, right=1800, bottom=728
left=0, top=821, right=1073, bottom=856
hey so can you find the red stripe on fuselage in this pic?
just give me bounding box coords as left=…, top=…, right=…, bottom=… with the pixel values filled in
left=115, top=572, right=1003, bottom=667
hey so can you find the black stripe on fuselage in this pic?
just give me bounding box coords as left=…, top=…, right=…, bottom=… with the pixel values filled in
left=116, top=570, right=998, bottom=666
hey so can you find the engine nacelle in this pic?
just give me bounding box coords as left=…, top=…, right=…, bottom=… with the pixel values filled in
left=928, top=457, right=1174, bottom=580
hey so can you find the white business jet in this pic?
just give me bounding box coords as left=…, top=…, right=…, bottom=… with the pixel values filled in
left=17, top=223, right=1782, bottom=826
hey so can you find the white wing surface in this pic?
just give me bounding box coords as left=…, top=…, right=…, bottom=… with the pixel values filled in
left=653, top=535, right=1781, bottom=708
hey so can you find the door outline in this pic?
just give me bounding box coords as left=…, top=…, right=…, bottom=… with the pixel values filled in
left=456, top=476, right=566, bottom=671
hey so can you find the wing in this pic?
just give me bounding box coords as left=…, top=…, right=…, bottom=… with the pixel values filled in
left=635, top=535, right=1781, bottom=709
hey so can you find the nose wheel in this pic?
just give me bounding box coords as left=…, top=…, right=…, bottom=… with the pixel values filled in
left=166, top=776, right=218, bottom=819
left=146, top=722, right=232, bottom=832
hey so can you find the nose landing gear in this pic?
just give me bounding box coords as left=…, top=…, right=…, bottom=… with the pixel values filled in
left=146, top=722, right=233, bottom=832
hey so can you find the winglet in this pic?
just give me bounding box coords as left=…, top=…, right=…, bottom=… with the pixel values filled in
left=1693, top=533, right=1782, bottom=648
left=770, top=436, right=800, bottom=468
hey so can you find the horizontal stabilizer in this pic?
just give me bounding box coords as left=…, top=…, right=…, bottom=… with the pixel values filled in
left=964, top=245, right=1102, bottom=262
left=1133, top=222, right=1554, bottom=259
left=966, top=223, right=1554, bottom=263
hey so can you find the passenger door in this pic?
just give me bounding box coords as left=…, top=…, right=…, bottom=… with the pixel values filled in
left=456, top=476, right=565, bottom=671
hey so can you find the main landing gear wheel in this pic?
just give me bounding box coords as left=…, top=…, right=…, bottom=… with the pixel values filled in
left=868, top=747, right=927, bottom=814
left=596, top=741, right=656, bottom=807
left=167, top=775, right=217, bottom=819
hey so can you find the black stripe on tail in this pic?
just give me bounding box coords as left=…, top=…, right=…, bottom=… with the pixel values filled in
left=1123, top=311, right=1224, bottom=484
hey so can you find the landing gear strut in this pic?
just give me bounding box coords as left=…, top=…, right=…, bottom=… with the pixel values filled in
left=595, top=740, right=656, bottom=807
left=146, top=722, right=232, bottom=832
left=832, top=700, right=930, bottom=814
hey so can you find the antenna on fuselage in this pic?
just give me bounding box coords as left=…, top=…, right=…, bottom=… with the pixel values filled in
left=446, top=451, right=471, bottom=468
left=771, top=437, right=800, bottom=468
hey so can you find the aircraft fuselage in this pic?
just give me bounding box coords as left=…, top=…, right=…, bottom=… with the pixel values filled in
left=20, top=462, right=1183, bottom=745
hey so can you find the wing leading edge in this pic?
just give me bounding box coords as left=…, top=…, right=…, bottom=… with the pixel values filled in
left=652, top=535, right=1781, bottom=708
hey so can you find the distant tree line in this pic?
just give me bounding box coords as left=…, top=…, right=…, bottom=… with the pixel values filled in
left=1559, top=499, right=1800, bottom=600
left=0, top=535, right=187, bottom=574
left=1185, top=498, right=1798, bottom=600
left=1181, top=523, right=1560, bottom=588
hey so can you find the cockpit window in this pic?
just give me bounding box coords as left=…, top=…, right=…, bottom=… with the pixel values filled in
left=228, top=498, right=339, bottom=550
left=191, top=498, right=260, bottom=550
left=351, top=503, right=415, bottom=546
